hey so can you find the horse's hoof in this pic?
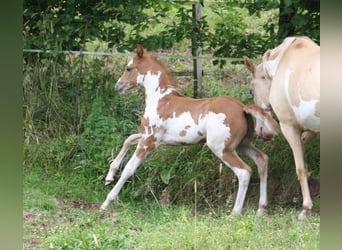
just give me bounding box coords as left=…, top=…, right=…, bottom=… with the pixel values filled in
left=256, top=209, right=266, bottom=216
left=297, top=209, right=308, bottom=220
left=105, top=180, right=113, bottom=186
left=100, top=203, right=107, bottom=211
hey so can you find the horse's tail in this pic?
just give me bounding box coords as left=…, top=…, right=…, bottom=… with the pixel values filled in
left=243, top=104, right=280, bottom=141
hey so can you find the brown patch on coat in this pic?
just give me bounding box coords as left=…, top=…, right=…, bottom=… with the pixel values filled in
left=136, top=135, right=156, bottom=159
left=179, top=125, right=191, bottom=137
left=156, top=93, right=206, bottom=125
left=222, top=150, right=252, bottom=174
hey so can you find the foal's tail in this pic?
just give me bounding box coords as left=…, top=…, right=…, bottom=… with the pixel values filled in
left=243, top=104, right=280, bottom=141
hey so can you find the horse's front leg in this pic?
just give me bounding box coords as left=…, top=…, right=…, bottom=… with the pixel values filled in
left=101, top=136, right=155, bottom=210
left=105, top=133, right=142, bottom=185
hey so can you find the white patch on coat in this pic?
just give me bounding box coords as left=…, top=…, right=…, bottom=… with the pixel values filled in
left=203, top=112, right=231, bottom=159
left=136, top=72, right=145, bottom=84
left=127, top=58, right=133, bottom=67
left=284, top=69, right=320, bottom=131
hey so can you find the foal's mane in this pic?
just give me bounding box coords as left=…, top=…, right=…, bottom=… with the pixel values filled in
left=147, top=52, right=178, bottom=89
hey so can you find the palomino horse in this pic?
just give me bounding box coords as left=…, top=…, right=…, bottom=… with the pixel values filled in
left=100, top=45, right=279, bottom=215
left=244, top=36, right=320, bottom=219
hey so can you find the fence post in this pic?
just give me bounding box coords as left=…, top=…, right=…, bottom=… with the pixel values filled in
left=192, top=1, right=203, bottom=98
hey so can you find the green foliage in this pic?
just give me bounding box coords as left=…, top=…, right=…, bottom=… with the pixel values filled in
left=243, top=0, right=320, bottom=46
left=23, top=0, right=319, bottom=66
left=209, top=6, right=268, bottom=66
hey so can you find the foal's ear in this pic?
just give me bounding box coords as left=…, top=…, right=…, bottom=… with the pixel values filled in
left=136, top=44, right=144, bottom=58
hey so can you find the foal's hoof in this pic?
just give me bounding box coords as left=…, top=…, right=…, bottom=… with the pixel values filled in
left=100, top=203, right=108, bottom=211
left=256, top=205, right=268, bottom=216
left=256, top=209, right=266, bottom=216
left=229, top=211, right=242, bottom=218
left=105, top=180, right=113, bottom=186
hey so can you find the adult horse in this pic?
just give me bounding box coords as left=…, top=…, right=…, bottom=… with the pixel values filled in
left=244, top=36, right=320, bottom=219
left=100, top=45, right=279, bottom=215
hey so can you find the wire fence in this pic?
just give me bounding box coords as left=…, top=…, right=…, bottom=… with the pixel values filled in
left=23, top=49, right=244, bottom=63
left=23, top=47, right=249, bottom=99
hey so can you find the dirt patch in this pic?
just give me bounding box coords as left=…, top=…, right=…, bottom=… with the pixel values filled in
left=23, top=211, right=49, bottom=249
left=23, top=199, right=115, bottom=249
left=59, top=198, right=100, bottom=210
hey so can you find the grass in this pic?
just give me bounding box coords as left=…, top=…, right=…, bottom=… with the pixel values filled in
left=24, top=166, right=320, bottom=250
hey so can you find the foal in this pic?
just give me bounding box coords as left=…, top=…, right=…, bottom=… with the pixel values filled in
left=100, top=45, right=279, bottom=215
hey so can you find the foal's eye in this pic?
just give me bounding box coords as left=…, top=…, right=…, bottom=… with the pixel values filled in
left=126, top=67, right=132, bottom=72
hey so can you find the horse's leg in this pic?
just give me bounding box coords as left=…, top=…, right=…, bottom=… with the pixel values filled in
left=207, top=141, right=251, bottom=214
left=105, top=133, right=142, bottom=185
left=100, top=136, right=155, bottom=210
left=238, top=143, right=269, bottom=215
left=300, top=131, right=318, bottom=180
left=224, top=151, right=252, bottom=215
left=281, top=123, right=312, bottom=220
left=100, top=153, right=143, bottom=210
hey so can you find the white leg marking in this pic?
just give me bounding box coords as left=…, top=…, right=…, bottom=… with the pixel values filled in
left=105, top=134, right=142, bottom=185
left=230, top=167, right=251, bottom=214
left=101, top=154, right=143, bottom=210
left=238, top=144, right=268, bottom=216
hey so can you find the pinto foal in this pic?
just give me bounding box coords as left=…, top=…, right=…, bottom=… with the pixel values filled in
left=100, top=45, right=278, bottom=215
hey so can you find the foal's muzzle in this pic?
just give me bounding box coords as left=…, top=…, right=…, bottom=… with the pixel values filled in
left=115, top=82, right=127, bottom=94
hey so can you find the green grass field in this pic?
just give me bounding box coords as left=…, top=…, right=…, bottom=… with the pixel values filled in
left=24, top=161, right=320, bottom=250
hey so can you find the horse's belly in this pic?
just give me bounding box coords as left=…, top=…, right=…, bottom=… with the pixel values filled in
left=161, top=132, right=205, bottom=145
left=161, top=124, right=206, bottom=145
left=159, top=112, right=207, bottom=145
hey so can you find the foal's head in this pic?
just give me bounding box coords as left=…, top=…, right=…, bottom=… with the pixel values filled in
left=115, top=45, right=174, bottom=94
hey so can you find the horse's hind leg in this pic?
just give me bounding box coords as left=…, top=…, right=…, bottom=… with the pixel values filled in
left=105, top=133, right=142, bottom=185
left=208, top=142, right=252, bottom=214
left=238, top=143, right=269, bottom=215
left=223, top=152, right=252, bottom=215
left=281, top=124, right=312, bottom=220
